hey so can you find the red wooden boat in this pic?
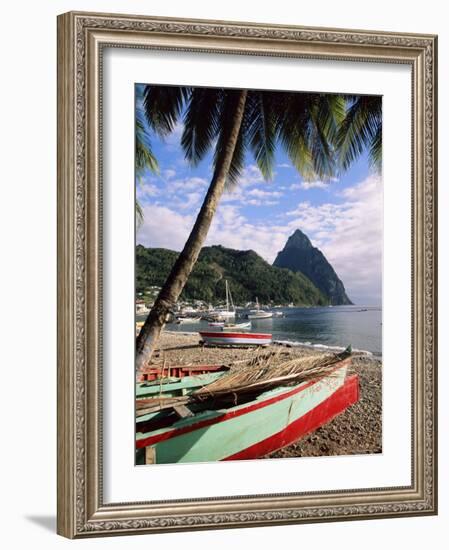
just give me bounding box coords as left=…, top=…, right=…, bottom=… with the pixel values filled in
left=199, top=331, right=272, bottom=346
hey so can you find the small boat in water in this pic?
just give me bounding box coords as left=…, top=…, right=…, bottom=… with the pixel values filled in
left=247, top=297, right=273, bottom=320
left=199, top=331, right=272, bottom=346
left=210, top=280, right=236, bottom=320
left=248, top=310, right=272, bottom=320
left=135, top=351, right=358, bottom=464
left=176, top=316, right=200, bottom=324
left=272, top=311, right=284, bottom=317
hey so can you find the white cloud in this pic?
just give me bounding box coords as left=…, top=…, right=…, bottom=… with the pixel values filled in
left=215, top=204, right=245, bottom=226
left=239, top=164, right=264, bottom=185
left=168, top=176, right=208, bottom=193
left=290, top=177, right=338, bottom=191
left=155, top=176, right=209, bottom=212
left=137, top=182, right=159, bottom=201
left=186, top=177, right=208, bottom=189
left=246, top=199, right=279, bottom=206
left=222, top=184, right=282, bottom=206
left=237, top=164, right=276, bottom=186
left=277, top=163, right=291, bottom=168
left=221, top=190, right=244, bottom=203
left=207, top=206, right=288, bottom=261
left=137, top=204, right=194, bottom=250
left=163, top=168, right=176, bottom=180
left=247, top=188, right=283, bottom=199
left=175, top=191, right=202, bottom=211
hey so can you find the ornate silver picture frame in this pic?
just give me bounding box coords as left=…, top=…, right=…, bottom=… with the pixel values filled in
left=57, top=11, right=437, bottom=538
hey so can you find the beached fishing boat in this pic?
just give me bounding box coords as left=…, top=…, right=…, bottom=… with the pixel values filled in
left=199, top=331, right=272, bottom=346
left=135, top=351, right=358, bottom=464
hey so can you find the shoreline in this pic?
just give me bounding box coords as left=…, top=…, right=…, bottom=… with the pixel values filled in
left=165, top=329, right=381, bottom=358
left=144, top=331, right=382, bottom=458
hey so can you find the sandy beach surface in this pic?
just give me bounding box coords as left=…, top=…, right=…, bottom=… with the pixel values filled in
left=146, top=331, right=382, bottom=458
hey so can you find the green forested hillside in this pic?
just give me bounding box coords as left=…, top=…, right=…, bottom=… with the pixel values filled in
left=136, top=244, right=328, bottom=306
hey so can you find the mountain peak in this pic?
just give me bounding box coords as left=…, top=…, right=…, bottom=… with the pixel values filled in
left=274, top=229, right=353, bottom=305
left=285, top=229, right=313, bottom=250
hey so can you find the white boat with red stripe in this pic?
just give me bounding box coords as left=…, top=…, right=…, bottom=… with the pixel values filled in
left=199, top=331, right=272, bottom=346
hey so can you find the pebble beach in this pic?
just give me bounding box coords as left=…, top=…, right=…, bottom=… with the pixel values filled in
left=147, top=331, right=382, bottom=458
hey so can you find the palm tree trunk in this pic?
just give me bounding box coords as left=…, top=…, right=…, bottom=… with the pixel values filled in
left=136, top=90, right=248, bottom=370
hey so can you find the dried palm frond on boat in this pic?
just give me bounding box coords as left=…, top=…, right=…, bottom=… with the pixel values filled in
left=136, top=346, right=352, bottom=416
left=193, top=345, right=352, bottom=401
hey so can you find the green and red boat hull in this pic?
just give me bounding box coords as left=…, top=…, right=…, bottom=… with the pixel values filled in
left=136, top=360, right=359, bottom=464
left=225, top=373, right=358, bottom=460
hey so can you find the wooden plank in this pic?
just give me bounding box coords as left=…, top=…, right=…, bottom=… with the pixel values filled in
left=173, top=404, right=195, bottom=419
left=145, top=446, right=156, bottom=465
left=136, top=396, right=192, bottom=417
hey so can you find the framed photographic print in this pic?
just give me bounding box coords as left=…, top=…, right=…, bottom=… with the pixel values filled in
left=57, top=11, right=437, bottom=538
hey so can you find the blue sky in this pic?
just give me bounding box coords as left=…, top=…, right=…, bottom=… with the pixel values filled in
left=136, top=84, right=382, bottom=305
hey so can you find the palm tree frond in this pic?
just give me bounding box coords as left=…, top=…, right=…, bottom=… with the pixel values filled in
left=223, top=128, right=246, bottom=191
left=245, top=91, right=278, bottom=180
left=136, top=111, right=159, bottom=174
left=181, top=88, right=223, bottom=165
left=136, top=142, right=158, bottom=174
left=136, top=200, right=144, bottom=227
left=315, top=94, right=346, bottom=142
left=307, top=100, right=338, bottom=178
left=370, top=123, right=382, bottom=169
left=275, top=92, right=336, bottom=179
left=135, top=100, right=159, bottom=225
left=337, top=96, right=382, bottom=171
left=143, top=85, right=191, bottom=137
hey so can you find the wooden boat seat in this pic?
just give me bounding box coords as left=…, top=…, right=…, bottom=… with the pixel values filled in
left=138, top=364, right=229, bottom=383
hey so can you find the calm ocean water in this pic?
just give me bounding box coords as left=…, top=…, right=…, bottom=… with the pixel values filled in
left=159, top=306, right=382, bottom=356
